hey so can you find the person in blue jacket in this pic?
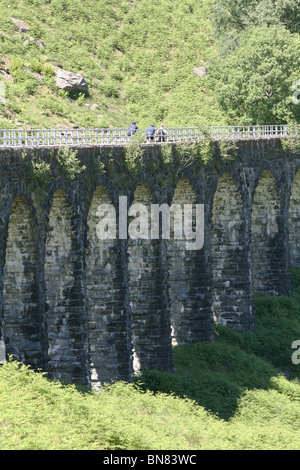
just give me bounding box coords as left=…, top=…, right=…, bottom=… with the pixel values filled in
left=128, top=121, right=138, bottom=136
left=146, top=124, right=156, bottom=142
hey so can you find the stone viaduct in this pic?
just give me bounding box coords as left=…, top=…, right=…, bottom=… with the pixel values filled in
left=0, top=137, right=299, bottom=387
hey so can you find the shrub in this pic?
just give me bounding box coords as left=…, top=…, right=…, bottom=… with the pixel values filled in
left=56, top=147, right=86, bottom=180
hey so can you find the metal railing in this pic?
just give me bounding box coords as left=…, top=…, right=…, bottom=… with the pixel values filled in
left=0, top=124, right=298, bottom=148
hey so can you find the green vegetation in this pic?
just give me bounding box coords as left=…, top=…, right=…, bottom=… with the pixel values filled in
left=0, top=0, right=226, bottom=129
left=0, top=0, right=298, bottom=130
left=210, top=25, right=300, bottom=124
left=138, top=270, right=300, bottom=422
left=56, top=147, right=86, bottom=180
left=211, top=0, right=300, bottom=37
left=0, top=0, right=300, bottom=451
left=1, top=271, right=300, bottom=450
left=0, top=0, right=299, bottom=129
left=210, top=0, right=300, bottom=124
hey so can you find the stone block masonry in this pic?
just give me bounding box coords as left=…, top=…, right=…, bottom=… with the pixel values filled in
left=0, top=139, right=298, bottom=386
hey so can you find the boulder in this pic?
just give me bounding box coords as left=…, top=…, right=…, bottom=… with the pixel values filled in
left=90, top=103, right=101, bottom=111
left=55, top=68, right=88, bottom=92
left=11, top=17, right=30, bottom=32
left=193, top=65, right=208, bottom=77
left=28, top=36, right=45, bottom=48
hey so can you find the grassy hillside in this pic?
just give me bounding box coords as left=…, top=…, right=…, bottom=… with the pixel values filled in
left=1, top=0, right=300, bottom=451
left=1, top=361, right=300, bottom=450
left=1, top=271, right=300, bottom=450
left=0, top=0, right=226, bottom=130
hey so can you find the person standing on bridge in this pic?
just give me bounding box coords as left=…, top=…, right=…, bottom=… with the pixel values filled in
left=128, top=121, right=138, bottom=136
left=156, top=124, right=166, bottom=142
left=146, top=124, right=156, bottom=142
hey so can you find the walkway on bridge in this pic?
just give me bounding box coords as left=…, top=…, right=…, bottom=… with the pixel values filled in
left=0, top=124, right=299, bottom=148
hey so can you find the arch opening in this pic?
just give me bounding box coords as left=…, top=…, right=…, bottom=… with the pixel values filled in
left=289, top=169, right=300, bottom=269
left=168, top=178, right=213, bottom=344
left=128, top=182, right=172, bottom=374
left=3, top=195, right=41, bottom=366
left=210, top=173, right=252, bottom=330
left=251, top=170, right=281, bottom=296
left=44, top=189, right=86, bottom=384
left=86, top=185, right=131, bottom=388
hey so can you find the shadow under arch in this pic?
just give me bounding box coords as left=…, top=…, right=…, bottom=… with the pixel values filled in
left=167, top=177, right=213, bottom=344
left=210, top=172, right=253, bottom=330
left=289, top=168, right=300, bottom=269
left=3, top=194, right=42, bottom=367
left=44, top=188, right=86, bottom=384
left=127, top=181, right=172, bottom=375
left=251, top=169, right=281, bottom=296
left=86, top=184, right=131, bottom=388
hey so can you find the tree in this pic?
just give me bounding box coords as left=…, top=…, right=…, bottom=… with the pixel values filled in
left=210, top=25, right=300, bottom=124
left=211, top=0, right=300, bottom=38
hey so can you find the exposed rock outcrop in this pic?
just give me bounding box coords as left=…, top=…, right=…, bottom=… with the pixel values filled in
left=193, top=65, right=208, bottom=77
left=55, top=68, right=88, bottom=92
left=11, top=17, right=30, bottom=32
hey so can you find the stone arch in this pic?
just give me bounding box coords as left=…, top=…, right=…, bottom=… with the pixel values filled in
left=127, top=182, right=172, bottom=374
left=168, top=177, right=211, bottom=344
left=210, top=173, right=252, bottom=329
left=289, top=169, right=300, bottom=268
left=251, top=170, right=281, bottom=295
left=3, top=195, right=41, bottom=366
left=44, top=189, right=86, bottom=384
left=86, top=185, right=131, bottom=388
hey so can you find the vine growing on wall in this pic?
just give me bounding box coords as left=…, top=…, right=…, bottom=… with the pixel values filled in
left=159, top=144, right=173, bottom=165
left=172, top=133, right=238, bottom=169
left=31, top=159, right=51, bottom=186
left=122, top=129, right=242, bottom=178
left=55, top=147, right=86, bottom=180
left=217, top=140, right=239, bottom=162
left=124, top=131, right=146, bottom=172
left=24, top=147, right=87, bottom=189
left=280, top=137, right=300, bottom=155
left=173, top=138, right=215, bottom=168
left=21, top=150, right=51, bottom=193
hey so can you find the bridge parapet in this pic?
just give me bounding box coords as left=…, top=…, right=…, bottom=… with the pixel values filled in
left=0, top=124, right=298, bottom=148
